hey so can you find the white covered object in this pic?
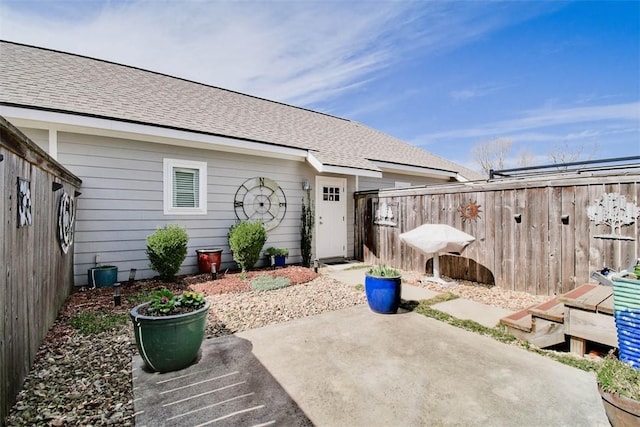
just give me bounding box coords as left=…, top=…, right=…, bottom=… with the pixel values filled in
left=400, top=224, right=475, bottom=285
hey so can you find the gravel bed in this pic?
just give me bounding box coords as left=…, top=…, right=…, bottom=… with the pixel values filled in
left=206, top=276, right=366, bottom=334
left=403, top=271, right=550, bottom=311
left=5, top=268, right=548, bottom=426
left=4, top=273, right=364, bottom=426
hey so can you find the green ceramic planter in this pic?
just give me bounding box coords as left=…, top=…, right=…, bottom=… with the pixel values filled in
left=130, top=301, right=210, bottom=373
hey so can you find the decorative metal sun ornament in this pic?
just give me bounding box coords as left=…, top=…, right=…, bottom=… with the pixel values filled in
left=459, top=200, right=482, bottom=223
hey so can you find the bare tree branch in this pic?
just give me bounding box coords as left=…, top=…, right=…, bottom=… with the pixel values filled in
left=471, top=137, right=513, bottom=176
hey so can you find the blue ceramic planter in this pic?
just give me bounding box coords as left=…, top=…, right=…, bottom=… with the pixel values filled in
left=365, top=273, right=402, bottom=314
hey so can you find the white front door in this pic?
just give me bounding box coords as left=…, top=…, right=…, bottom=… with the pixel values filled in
left=316, top=176, right=347, bottom=259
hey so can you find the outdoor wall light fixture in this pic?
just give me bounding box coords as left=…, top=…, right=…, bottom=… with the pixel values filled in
left=514, top=214, right=522, bottom=223
left=52, top=182, right=63, bottom=192
left=302, top=180, right=312, bottom=191
left=561, top=214, right=570, bottom=225
left=74, top=190, right=82, bottom=197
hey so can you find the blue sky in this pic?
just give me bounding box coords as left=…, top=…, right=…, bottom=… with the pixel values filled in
left=1, top=0, right=638, bottom=172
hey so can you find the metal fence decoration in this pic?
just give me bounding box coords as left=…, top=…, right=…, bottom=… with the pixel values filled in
left=459, top=200, right=482, bottom=223
left=587, top=192, right=639, bottom=240
left=17, top=178, right=32, bottom=228
left=58, top=192, right=75, bottom=254
left=374, top=201, right=397, bottom=226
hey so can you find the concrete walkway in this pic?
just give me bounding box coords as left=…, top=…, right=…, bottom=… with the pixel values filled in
left=322, top=263, right=513, bottom=328
left=132, top=264, right=609, bottom=426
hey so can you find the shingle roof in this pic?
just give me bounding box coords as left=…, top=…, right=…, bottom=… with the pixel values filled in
left=0, top=41, right=479, bottom=179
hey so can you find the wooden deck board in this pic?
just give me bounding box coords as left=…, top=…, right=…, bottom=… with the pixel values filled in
left=597, top=295, right=615, bottom=315
left=559, top=283, right=613, bottom=311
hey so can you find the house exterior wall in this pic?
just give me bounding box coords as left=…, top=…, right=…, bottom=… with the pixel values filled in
left=51, top=130, right=317, bottom=285
left=16, top=125, right=456, bottom=284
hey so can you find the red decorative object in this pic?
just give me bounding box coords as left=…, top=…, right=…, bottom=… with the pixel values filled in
left=459, top=200, right=482, bottom=222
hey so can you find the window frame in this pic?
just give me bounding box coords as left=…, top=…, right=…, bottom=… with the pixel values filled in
left=163, top=158, right=207, bottom=215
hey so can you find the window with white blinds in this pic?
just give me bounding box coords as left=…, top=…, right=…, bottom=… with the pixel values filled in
left=173, top=168, right=199, bottom=207
left=163, top=159, right=207, bottom=215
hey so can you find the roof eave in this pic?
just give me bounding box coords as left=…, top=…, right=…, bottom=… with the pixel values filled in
left=371, top=160, right=466, bottom=181
left=0, top=104, right=309, bottom=161
left=307, top=152, right=382, bottom=178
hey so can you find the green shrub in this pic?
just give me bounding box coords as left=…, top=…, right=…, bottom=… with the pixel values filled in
left=146, top=224, right=189, bottom=281
left=265, top=247, right=289, bottom=257
left=228, top=221, right=267, bottom=272
left=249, top=274, right=291, bottom=291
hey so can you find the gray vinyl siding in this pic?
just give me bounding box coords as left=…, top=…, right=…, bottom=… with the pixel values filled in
left=17, top=127, right=451, bottom=283
left=18, top=127, right=48, bottom=153
left=56, top=131, right=317, bottom=285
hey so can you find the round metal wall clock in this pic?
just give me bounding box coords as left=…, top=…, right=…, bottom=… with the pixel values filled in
left=234, top=177, right=287, bottom=231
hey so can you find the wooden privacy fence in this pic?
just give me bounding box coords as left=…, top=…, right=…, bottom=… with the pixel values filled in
left=355, top=172, right=639, bottom=297
left=0, top=117, right=81, bottom=421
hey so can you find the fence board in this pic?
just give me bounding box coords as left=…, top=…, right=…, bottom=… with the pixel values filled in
left=548, top=187, right=563, bottom=295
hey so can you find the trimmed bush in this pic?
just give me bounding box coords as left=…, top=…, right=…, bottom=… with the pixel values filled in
left=228, top=221, right=267, bottom=272
left=146, top=224, right=189, bottom=281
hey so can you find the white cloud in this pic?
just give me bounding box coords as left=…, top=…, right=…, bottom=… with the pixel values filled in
left=0, top=0, right=556, bottom=107
left=418, top=102, right=640, bottom=140
left=450, top=82, right=512, bottom=101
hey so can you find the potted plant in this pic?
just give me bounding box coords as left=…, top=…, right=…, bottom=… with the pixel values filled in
left=265, top=247, right=289, bottom=268
left=87, top=265, right=118, bottom=287
left=130, top=288, right=210, bottom=373
left=365, top=265, right=402, bottom=314
left=596, top=355, right=640, bottom=426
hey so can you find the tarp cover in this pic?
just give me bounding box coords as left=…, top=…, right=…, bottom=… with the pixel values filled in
left=399, top=224, right=475, bottom=255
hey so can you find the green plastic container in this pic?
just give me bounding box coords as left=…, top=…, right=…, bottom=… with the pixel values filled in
left=87, top=266, right=118, bottom=287
left=130, top=301, right=210, bottom=373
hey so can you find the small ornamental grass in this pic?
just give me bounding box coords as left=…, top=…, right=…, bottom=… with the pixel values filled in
left=145, top=287, right=206, bottom=316
left=367, top=265, right=401, bottom=277
left=69, top=311, right=128, bottom=334
left=597, top=355, right=640, bottom=400
left=249, top=274, right=291, bottom=291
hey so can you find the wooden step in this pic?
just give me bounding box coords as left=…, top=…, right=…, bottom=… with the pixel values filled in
left=528, top=297, right=564, bottom=323
left=500, top=307, right=534, bottom=332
